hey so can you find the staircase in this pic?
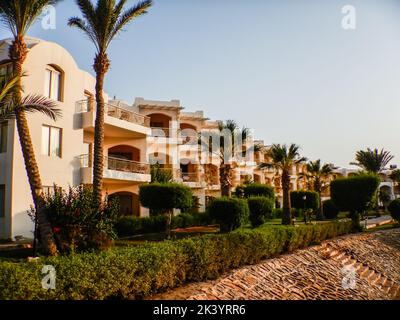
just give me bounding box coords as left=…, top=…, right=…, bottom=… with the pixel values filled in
left=317, top=243, right=400, bottom=299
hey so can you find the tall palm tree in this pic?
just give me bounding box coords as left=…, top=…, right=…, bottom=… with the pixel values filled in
left=0, top=0, right=63, bottom=255
left=204, top=120, right=250, bottom=197
left=259, top=144, right=306, bottom=225
left=351, top=148, right=394, bottom=174
left=0, top=73, right=60, bottom=255
left=68, top=0, right=152, bottom=206
left=300, top=160, right=336, bottom=220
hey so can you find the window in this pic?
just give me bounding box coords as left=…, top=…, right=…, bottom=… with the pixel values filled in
left=0, top=63, right=13, bottom=84
left=44, top=66, right=62, bottom=101
left=0, top=122, right=7, bottom=153
left=0, top=185, right=5, bottom=218
left=42, top=125, right=62, bottom=157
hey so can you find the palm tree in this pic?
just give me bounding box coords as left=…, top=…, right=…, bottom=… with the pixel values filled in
left=351, top=148, right=394, bottom=174
left=300, top=160, right=336, bottom=220
left=204, top=120, right=251, bottom=197
left=259, top=144, right=306, bottom=225
left=0, top=74, right=61, bottom=255
left=68, top=0, right=152, bottom=206
left=0, top=0, right=63, bottom=255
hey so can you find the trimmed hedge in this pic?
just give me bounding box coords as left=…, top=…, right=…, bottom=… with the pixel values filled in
left=0, top=220, right=352, bottom=300
left=207, top=197, right=249, bottom=232
left=290, top=191, right=319, bottom=211
left=388, top=199, right=400, bottom=222
left=139, top=183, right=193, bottom=215
left=115, top=213, right=211, bottom=237
left=331, top=174, right=380, bottom=230
left=248, top=197, right=275, bottom=227
left=323, top=200, right=340, bottom=219
left=330, top=174, right=380, bottom=213
left=243, top=184, right=275, bottom=200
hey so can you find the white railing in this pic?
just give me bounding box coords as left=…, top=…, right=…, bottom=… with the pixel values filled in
left=79, top=154, right=150, bottom=175
left=76, top=100, right=150, bottom=127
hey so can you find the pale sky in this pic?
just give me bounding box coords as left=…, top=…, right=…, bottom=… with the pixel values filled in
left=1, top=0, right=399, bottom=168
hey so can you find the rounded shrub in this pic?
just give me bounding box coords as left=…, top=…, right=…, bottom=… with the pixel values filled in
left=388, top=199, right=400, bottom=222
left=331, top=174, right=380, bottom=231
left=243, top=184, right=275, bottom=200
left=323, top=200, right=339, bottom=219
left=247, top=197, right=274, bottom=227
left=207, top=197, right=249, bottom=232
left=139, top=183, right=193, bottom=215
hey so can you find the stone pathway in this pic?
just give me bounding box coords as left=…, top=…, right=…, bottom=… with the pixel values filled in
left=151, top=229, right=400, bottom=300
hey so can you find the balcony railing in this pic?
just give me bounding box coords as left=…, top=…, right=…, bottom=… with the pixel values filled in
left=80, top=154, right=150, bottom=175
left=181, top=172, right=200, bottom=183
left=77, top=100, right=150, bottom=127
left=150, top=127, right=183, bottom=138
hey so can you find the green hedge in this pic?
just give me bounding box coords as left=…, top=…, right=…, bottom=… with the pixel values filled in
left=243, top=184, right=275, bottom=200
left=323, top=200, right=340, bottom=219
left=388, top=199, right=400, bottom=222
left=290, top=191, right=319, bottom=211
left=115, top=213, right=211, bottom=237
left=248, top=197, right=275, bottom=227
left=0, top=220, right=352, bottom=300
left=139, top=183, right=193, bottom=215
left=207, top=197, right=249, bottom=232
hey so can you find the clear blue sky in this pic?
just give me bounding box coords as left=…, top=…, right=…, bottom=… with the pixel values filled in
left=1, top=0, right=399, bottom=168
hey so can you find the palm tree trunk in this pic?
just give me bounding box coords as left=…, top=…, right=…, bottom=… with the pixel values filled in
left=9, top=37, right=57, bottom=256
left=315, top=179, right=324, bottom=221
left=220, top=163, right=232, bottom=197
left=282, top=169, right=292, bottom=225
left=92, top=53, right=110, bottom=206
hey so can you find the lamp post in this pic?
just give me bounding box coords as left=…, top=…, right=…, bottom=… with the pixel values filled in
left=303, top=195, right=307, bottom=224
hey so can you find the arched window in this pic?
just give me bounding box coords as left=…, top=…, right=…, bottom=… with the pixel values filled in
left=44, top=65, right=64, bottom=102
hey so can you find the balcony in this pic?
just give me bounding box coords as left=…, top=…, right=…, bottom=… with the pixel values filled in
left=77, top=100, right=151, bottom=138
left=79, top=154, right=151, bottom=184
left=180, top=171, right=206, bottom=188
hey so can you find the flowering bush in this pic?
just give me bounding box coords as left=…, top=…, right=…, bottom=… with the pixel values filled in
left=30, top=186, right=119, bottom=254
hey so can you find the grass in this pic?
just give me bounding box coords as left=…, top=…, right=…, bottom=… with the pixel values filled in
left=366, top=222, right=399, bottom=233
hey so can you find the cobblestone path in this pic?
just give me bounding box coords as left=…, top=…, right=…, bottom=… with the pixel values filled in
left=151, top=229, right=400, bottom=300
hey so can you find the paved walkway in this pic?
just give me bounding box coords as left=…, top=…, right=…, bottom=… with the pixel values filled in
left=151, top=229, right=400, bottom=300
left=363, top=215, right=394, bottom=229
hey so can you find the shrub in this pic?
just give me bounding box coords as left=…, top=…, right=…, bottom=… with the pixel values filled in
left=234, top=185, right=245, bottom=198
left=29, top=186, right=119, bottom=254
left=331, top=174, right=380, bottom=231
left=388, top=199, right=400, bottom=222
left=115, top=212, right=211, bottom=237
left=273, top=208, right=283, bottom=219
left=207, top=197, right=249, bottom=232
left=150, top=163, right=173, bottom=183
left=139, top=183, right=193, bottom=215
left=290, top=190, right=319, bottom=223
left=139, top=183, right=193, bottom=237
left=243, top=184, right=275, bottom=200
left=248, top=197, right=274, bottom=227
left=290, top=191, right=319, bottom=211
left=0, top=220, right=352, bottom=300
left=323, top=200, right=339, bottom=219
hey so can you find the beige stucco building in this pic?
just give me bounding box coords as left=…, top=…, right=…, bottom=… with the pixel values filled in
left=1, top=38, right=398, bottom=240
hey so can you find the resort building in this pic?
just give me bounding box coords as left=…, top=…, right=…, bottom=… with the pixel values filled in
left=0, top=37, right=398, bottom=240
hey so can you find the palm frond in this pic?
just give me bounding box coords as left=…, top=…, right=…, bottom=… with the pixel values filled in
left=0, top=0, right=62, bottom=36
left=69, top=0, right=153, bottom=53
left=352, top=148, right=394, bottom=173
left=19, top=94, right=62, bottom=120
left=108, top=0, right=152, bottom=46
